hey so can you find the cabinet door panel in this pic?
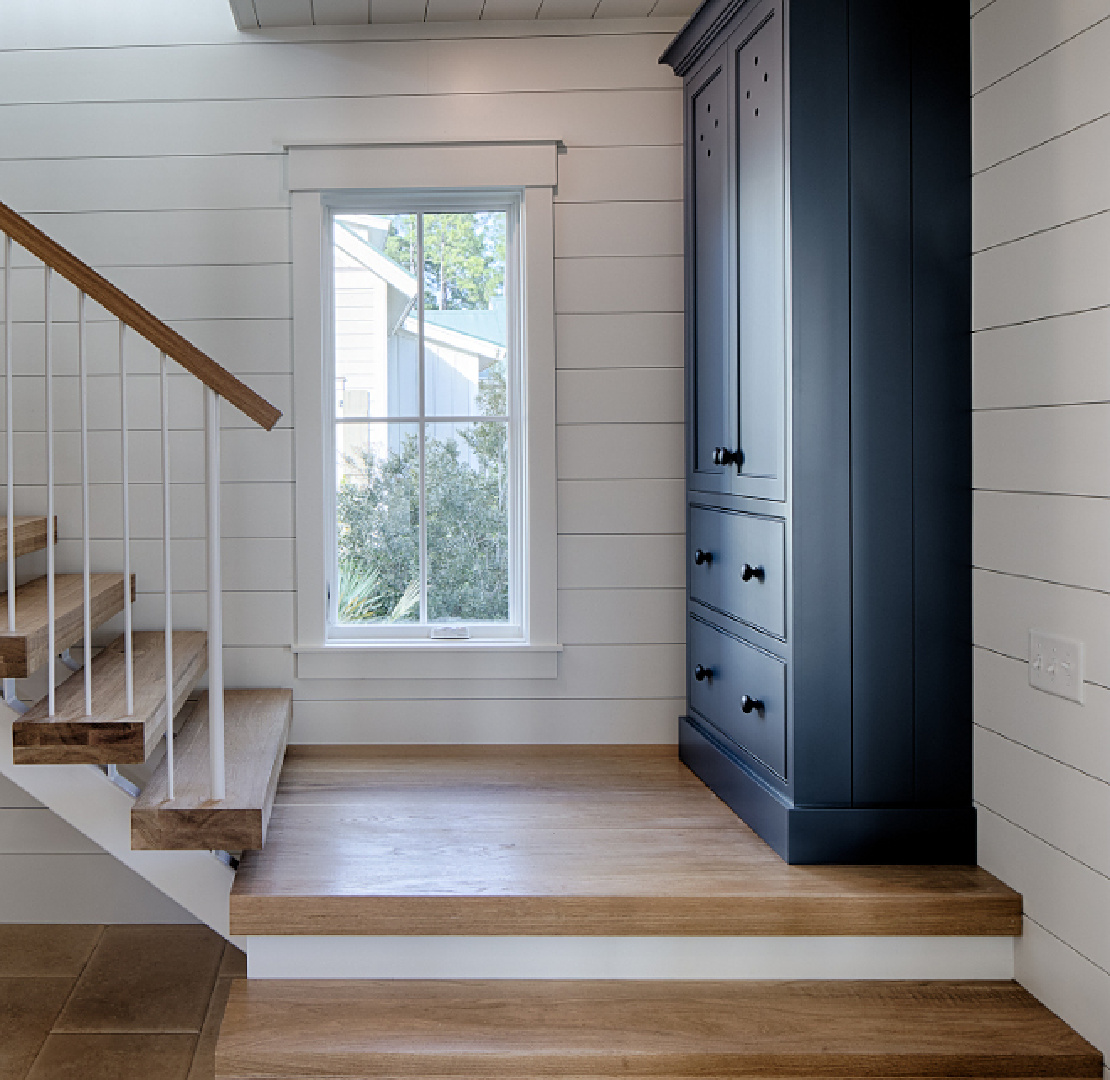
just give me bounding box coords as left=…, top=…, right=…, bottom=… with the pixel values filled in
left=689, top=55, right=732, bottom=493
left=733, top=8, right=787, bottom=500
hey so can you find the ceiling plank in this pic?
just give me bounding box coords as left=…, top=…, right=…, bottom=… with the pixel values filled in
left=536, top=0, right=599, bottom=18
left=649, top=0, right=699, bottom=15
left=427, top=0, right=485, bottom=19
left=371, top=0, right=427, bottom=22
left=480, top=0, right=542, bottom=17
left=253, top=0, right=315, bottom=26
left=313, top=0, right=372, bottom=23
left=595, top=0, right=653, bottom=14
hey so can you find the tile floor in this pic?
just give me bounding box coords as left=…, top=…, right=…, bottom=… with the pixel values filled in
left=0, top=924, right=241, bottom=1080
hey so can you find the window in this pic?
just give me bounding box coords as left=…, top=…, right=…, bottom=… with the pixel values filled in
left=329, top=198, right=521, bottom=640
left=290, top=143, right=560, bottom=679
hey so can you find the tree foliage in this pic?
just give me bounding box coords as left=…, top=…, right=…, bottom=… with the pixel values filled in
left=337, top=369, right=509, bottom=624
left=383, top=212, right=506, bottom=310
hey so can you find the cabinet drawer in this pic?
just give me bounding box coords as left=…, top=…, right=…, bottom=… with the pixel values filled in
left=688, top=615, right=786, bottom=778
left=689, top=506, right=785, bottom=639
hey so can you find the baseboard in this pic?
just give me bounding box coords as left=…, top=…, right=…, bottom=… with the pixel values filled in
left=680, top=715, right=977, bottom=865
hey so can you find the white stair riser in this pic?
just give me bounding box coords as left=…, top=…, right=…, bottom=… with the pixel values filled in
left=246, top=934, right=1016, bottom=980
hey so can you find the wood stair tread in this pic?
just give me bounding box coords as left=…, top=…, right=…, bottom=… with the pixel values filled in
left=131, top=687, right=291, bottom=851
left=215, top=979, right=1103, bottom=1078
left=12, top=631, right=208, bottom=765
left=0, top=516, right=56, bottom=562
left=0, top=572, right=134, bottom=679
left=230, top=748, right=1021, bottom=937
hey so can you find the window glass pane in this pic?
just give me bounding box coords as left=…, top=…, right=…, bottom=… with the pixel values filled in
left=426, top=420, right=509, bottom=623
left=334, top=213, right=419, bottom=419
left=336, top=422, right=421, bottom=624
left=422, top=211, right=508, bottom=419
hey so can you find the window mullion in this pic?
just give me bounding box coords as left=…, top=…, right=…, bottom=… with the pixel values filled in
left=417, top=211, right=428, bottom=629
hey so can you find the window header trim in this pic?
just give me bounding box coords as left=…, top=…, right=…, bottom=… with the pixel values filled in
left=287, top=141, right=561, bottom=193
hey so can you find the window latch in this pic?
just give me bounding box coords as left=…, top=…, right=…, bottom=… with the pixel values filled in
left=431, top=626, right=471, bottom=640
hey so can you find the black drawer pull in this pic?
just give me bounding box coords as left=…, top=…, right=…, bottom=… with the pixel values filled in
left=741, top=563, right=765, bottom=582
left=693, top=548, right=712, bottom=566
left=693, top=664, right=712, bottom=682
left=712, top=446, right=743, bottom=467
left=740, top=694, right=763, bottom=714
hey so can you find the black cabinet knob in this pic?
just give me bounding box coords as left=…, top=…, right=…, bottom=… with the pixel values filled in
left=713, top=446, right=743, bottom=467
left=741, top=563, right=765, bottom=582
left=693, top=664, right=712, bottom=682
left=693, top=549, right=712, bottom=566
left=740, top=694, right=763, bottom=714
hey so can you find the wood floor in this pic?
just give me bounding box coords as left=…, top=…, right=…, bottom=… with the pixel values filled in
left=217, top=978, right=1102, bottom=1079
left=230, top=747, right=1021, bottom=937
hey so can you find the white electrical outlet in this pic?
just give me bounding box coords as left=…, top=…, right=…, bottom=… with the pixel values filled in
left=1029, top=631, right=1085, bottom=704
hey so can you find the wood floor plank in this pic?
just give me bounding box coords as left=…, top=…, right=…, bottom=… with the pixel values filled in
left=0, top=515, right=56, bottom=563
left=0, top=573, right=134, bottom=679
left=131, top=688, right=291, bottom=851
left=215, top=979, right=1103, bottom=1078
left=230, top=748, right=1021, bottom=937
left=13, top=631, right=207, bottom=765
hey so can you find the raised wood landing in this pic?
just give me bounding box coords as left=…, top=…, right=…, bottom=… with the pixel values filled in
left=230, top=748, right=1021, bottom=937
left=0, top=516, right=56, bottom=563
left=216, top=979, right=1102, bottom=1079
left=131, top=688, right=291, bottom=851
left=12, top=631, right=208, bottom=765
left=0, top=573, right=134, bottom=679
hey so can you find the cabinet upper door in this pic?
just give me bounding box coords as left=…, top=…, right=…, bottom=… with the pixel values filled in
left=688, top=53, right=733, bottom=494
left=732, top=6, right=787, bottom=501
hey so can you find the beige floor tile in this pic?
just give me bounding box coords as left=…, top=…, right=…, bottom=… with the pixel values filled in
left=26, top=1033, right=196, bottom=1080
left=0, top=977, right=76, bottom=1080
left=54, top=926, right=223, bottom=1034
left=187, top=979, right=234, bottom=1080
left=217, top=944, right=246, bottom=980
left=0, top=926, right=101, bottom=977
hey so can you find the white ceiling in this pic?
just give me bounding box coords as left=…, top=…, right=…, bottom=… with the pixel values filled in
left=231, top=0, right=698, bottom=29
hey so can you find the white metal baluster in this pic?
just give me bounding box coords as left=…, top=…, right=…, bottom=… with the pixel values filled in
left=45, top=269, right=55, bottom=716
left=79, top=292, right=92, bottom=717
left=205, top=387, right=225, bottom=801
left=119, top=323, right=133, bottom=716
left=4, top=234, right=13, bottom=634
left=160, top=352, right=174, bottom=799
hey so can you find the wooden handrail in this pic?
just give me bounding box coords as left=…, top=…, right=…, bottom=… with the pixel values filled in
left=0, top=199, right=281, bottom=431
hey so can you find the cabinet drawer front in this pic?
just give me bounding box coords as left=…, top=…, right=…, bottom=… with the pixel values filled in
left=689, top=506, right=785, bottom=638
left=688, top=615, right=786, bottom=778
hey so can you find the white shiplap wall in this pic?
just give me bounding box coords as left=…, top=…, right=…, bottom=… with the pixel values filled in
left=972, top=1, right=1110, bottom=1072
left=0, top=0, right=684, bottom=916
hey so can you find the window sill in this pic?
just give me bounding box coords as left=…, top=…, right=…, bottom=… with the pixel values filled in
left=292, top=641, right=562, bottom=680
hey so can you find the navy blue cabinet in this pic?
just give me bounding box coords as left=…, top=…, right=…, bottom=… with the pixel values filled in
left=663, top=0, right=974, bottom=864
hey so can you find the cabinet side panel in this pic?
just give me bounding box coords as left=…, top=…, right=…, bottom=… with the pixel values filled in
left=911, top=0, right=972, bottom=807
left=848, top=0, right=916, bottom=806
left=788, top=0, right=853, bottom=806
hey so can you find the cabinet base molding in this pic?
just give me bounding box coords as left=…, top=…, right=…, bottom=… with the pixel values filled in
left=680, top=716, right=977, bottom=865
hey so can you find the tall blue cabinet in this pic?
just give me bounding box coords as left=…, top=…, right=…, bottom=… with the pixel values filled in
left=662, top=0, right=974, bottom=863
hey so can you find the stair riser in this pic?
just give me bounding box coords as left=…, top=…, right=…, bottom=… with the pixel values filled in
left=132, top=809, right=267, bottom=851
left=0, top=574, right=134, bottom=679
left=0, top=517, right=57, bottom=563
left=240, top=934, right=1016, bottom=981
left=13, top=721, right=147, bottom=765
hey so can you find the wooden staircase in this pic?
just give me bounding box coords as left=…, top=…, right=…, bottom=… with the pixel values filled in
left=0, top=515, right=290, bottom=852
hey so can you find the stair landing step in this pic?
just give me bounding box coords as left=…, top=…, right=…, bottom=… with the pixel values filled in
left=12, top=631, right=208, bottom=765
left=0, top=572, right=134, bottom=679
left=216, top=979, right=1103, bottom=1079
left=131, top=688, right=291, bottom=852
left=0, top=516, right=56, bottom=563
left=230, top=748, right=1021, bottom=938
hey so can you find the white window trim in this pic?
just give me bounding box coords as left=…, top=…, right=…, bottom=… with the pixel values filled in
left=290, top=142, right=561, bottom=680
